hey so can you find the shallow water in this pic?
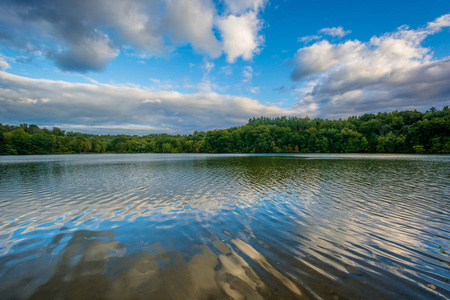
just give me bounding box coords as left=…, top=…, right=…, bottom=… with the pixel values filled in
left=0, top=153, right=449, bottom=299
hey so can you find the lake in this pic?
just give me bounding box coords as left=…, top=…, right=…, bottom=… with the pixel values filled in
left=0, top=153, right=449, bottom=299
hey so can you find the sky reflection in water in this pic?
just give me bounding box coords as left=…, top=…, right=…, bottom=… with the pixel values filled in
left=0, top=154, right=449, bottom=299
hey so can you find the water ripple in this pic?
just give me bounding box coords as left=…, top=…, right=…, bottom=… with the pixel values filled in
left=0, top=154, right=449, bottom=299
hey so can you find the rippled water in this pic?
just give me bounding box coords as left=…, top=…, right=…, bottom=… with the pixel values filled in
left=0, top=154, right=449, bottom=299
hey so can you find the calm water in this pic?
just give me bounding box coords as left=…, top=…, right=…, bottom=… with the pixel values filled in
left=0, top=154, right=449, bottom=299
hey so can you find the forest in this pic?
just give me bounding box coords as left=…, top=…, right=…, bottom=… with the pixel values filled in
left=1, top=107, right=449, bottom=155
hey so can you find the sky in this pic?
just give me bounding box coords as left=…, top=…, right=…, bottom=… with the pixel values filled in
left=0, top=0, right=449, bottom=135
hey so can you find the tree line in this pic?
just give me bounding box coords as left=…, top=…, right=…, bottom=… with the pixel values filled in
left=1, top=107, right=449, bottom=155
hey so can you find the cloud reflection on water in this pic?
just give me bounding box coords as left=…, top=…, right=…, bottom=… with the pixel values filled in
left=0, top=154, right=449, bottom=299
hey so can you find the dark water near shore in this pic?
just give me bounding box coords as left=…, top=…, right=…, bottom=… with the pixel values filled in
left=0, top=153, right=449, bottom=299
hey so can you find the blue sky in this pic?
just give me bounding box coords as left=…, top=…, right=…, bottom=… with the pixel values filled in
left=0, top=0, right=449, bottom=134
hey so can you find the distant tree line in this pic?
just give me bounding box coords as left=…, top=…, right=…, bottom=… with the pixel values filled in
left=1, top=107, right=449, bottom=155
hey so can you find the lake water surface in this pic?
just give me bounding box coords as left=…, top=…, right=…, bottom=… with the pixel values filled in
left=0, top=154, right=449, bottom=299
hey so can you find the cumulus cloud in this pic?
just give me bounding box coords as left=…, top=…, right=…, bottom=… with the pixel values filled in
left=164, top=0, right=221, bottom=57
left=223, top=0, right=266, bottom=14
left=292, top=40, right=357, bottom=79
left=319, top=26, right=351, bottom=37
left=0, top=71, right=296, bottom=134
left=51, top=33, right=120, bottom=72
left=217, top=0, right=266, bottom=63
left=291, top=14, right=450, bottom=118
left=104, top=0, right=165, bottom=54
left=217, top=11, right=264, bottom=63
left=0, top=0, right=124, bottom=72
left=0, top=0, right=268, bottom=72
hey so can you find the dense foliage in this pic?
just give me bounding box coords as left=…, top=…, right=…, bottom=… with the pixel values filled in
left=1, top=107, right=449, bottom=155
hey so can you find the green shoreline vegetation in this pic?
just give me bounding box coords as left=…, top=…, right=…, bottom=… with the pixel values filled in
left=1, top=107, right=449, bottom=155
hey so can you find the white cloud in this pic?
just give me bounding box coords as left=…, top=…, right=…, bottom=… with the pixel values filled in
left=200, top=58, right=215, bottom=78
left=298, top=26, right=351, bottom=46
left=319, top=26, right=351, bottom=37
left=298, top=35, right=322, bottom=43
left=218, top=12, right=264, bottom=63
left=143, top=98, right=162, bottom=103
left=250, top=87, right=260, bottom=94
left=196, top=79, right=217, bottom=93
left=217, top=0, right=266, bottom=64
left=291, top=14, right=450, bottom=118
left=223, top=0, right=266, bottom=14
left=0, top=55, right=10, bottom=71
left=292, top=40, right=362, bottom=79
left=242, top=66, right=253, bottom=84
left=45, top=123, right=172, bottom=135
left=0, top=0, right=268, bottom=71
left=19, top=97, right=50, bottom=104
left=148, top=78, right=177, bottom=91
left=164, top=0, right=221, bottom=57
left=0, top=71, right=297, bottom=134
left=426, top=14, right=450, bottom=32
left=298, top=26, right=351, bottom=48
left=102, top=0, right=165, bottom=55
left=241, top=66, right=260, bottom=95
